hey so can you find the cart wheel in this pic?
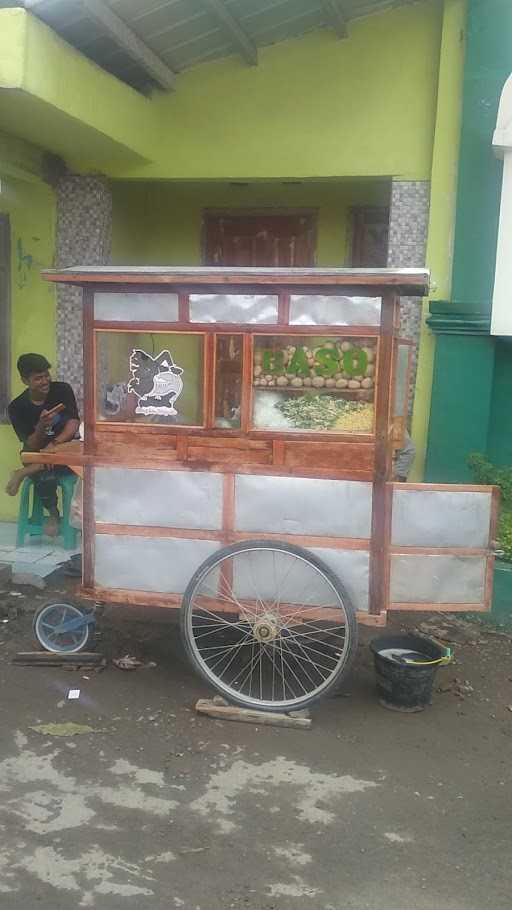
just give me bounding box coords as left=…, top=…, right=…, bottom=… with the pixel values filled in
left=181, top=540, right=358, bottom=712
left=33, top=601, right=95, bottom=654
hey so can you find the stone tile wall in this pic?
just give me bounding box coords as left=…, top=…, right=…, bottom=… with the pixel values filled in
left=386, top=180, right=430, bottom=418
left=55, top=177, right=112, bottom=413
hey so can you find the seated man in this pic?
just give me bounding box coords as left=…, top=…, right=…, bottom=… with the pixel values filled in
left=6, top=353, right=80, bottom=537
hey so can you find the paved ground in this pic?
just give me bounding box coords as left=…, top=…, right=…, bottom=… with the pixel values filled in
left=0, top=577, right=511, bottom=909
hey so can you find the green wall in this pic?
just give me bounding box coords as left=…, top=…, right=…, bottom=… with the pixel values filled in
left=111, top=180, right=390, bottom=266
left=451, top=0, right=512, bottom=309
left=0, top=176, right=56, bottom=520
left=425, top=0, right=512, bottom=481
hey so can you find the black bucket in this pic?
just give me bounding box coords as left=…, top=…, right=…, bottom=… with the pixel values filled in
left=370, top=634, right=451, bottom=712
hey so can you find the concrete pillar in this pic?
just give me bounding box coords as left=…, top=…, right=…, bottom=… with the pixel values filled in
left=386, top=179, right=430, bottom=415
left=55, top=176, right=111, bottom=411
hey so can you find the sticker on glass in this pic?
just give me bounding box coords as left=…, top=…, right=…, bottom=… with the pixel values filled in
left=128, top=349, right=184, bottom=417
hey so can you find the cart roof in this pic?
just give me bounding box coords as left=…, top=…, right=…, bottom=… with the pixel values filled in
left=43, top=266, right=429, bottom=296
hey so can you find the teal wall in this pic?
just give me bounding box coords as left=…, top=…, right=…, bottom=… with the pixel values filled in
left=451, top=0, right=511, bottom=310
left=426, top=0, right=512, bottom=480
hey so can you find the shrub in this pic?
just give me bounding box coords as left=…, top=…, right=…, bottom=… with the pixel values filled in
left=467, top=453, right=512, bottom=562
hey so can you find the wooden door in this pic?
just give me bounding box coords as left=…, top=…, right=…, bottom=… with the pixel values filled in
left=203, top=213, right=316, bottom=267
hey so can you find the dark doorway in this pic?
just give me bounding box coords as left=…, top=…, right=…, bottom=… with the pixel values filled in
left=350, top=206, right=389, bottom=267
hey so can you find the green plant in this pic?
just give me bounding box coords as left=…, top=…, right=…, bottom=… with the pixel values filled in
left=468, top=453, right=512, bottom=562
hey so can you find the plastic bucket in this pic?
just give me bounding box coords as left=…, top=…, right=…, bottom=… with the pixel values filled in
left=370, top=634, right=451, bottom=712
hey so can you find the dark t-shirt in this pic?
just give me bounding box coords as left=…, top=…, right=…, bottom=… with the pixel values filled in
left=8, top=381, right=79, bottom=449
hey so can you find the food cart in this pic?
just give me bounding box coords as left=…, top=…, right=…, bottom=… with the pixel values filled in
left=26, top=267, right=499, bottom=712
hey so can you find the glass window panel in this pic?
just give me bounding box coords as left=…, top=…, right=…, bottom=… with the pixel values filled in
left=289, top=295, right=381, bottom=326
left=96, top=331, right=204, bottom=426
left=189, top=294, right=278, bottom=324
left=252, top=335, right=377, bottom=434
left=94, top=293, right=179, bottom=322
left=215, top=335, right=242, bottom=428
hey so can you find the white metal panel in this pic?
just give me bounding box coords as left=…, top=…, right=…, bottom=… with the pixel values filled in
left=94, top=467, right=224, bottom=529
left=95, top=534, right=220, bottom=594
left=289, top=295, right=381, bottom=326
left=189, top=294, right=278, bottom=324
left=94, top=293, right=179, bottom=322
left=391, top=488, right=492, bottom=548
left=309, top=548, right=370, bottom=612
left=235, top=474, right=372, bottom=538
left=390, top=555, right=487, bottom=604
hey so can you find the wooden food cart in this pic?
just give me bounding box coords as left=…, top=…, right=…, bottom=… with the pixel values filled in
left=27, top=267, right=499, bottom=711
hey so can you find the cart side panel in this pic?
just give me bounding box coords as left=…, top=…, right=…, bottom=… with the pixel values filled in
left=391, top=488, right=492, bottom=548
left=234, top=475, right=372, bottom=538
left=94, top=467, right=224, bottom=529
left=387, top=484, right=498, bottom=612
left=390, top=555, right=487, bottom=605
left=95, top=534, right=221, bottom=593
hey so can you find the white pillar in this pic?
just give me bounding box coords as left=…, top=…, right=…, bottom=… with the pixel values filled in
left=491, top=74, right=512, bottom=336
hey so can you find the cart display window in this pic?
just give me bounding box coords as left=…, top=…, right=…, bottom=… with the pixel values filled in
left=214, top=335, right=242, bottom=428
left=96, top=331, right=204, bottom=426
left=251, top=335, right=377, bottom=434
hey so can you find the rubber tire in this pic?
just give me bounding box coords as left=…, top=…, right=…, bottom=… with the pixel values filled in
left=33, top=600, right=94, bottom=654
left=180, top=539, right=358, bottom=712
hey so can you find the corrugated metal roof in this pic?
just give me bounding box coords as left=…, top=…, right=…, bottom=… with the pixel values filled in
left=6, top=0, right=419, bottom=93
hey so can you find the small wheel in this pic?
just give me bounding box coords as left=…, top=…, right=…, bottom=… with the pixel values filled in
left=33, top=601, right=95, bottom=654
left=181, top=540, right=358, bottom=712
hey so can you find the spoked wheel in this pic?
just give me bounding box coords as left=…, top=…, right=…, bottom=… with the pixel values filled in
left=181, top=541, right=358, bottom=712
left=33, top=601, right=95, bottom=653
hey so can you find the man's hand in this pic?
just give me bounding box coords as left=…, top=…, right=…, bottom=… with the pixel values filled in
left=36, top=409, right=54, bottom=431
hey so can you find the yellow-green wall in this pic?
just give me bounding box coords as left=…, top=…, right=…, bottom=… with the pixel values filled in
left=128, top=1, right=443, bottom=181
left=410, top=0, right=467, bottom=479
left=0, top=177, right=56, bottom=520
left=111, top=180, right=390, bottom=266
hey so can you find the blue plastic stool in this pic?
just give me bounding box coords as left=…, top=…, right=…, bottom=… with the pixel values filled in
left=16, top=473, right=78, bottom=550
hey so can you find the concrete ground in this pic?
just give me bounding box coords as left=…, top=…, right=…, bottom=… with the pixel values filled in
left=0, top=576, right=511, bottom=910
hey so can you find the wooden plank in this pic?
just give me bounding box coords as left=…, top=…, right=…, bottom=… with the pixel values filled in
left=187, top=445, right=272, bottom=465
left=241, top=334, right=253, bottom=434
left=284, top=441, right=374, bottom=471
left=82, top=0, right=176, bottom=89
left=178, top=293, right=189, bottom=322
left=368, top=291, right=395, bottom=615
left=393, top=482, right=498, bottom=493
left=389, top=546, right=489, bottom=557
left=195, top=699, right=312, bottom=729
left=95, top=523, right=223, bottom=541
left=43, top=268, right=430, bottom=296
left=92, top=321, right=381, bottom=337
left=94, top=522, right=370, bottom=551
left=272, top=440, right=286, bottom=466
left=278, top=292, right=290, bottom=325
left=83, top=289, right=95, bottom=454
left=79, top=583, right=384, bottom=626
left=388, top=603, right=486, bottom=612
left=202, top=0, right=258, bottom=65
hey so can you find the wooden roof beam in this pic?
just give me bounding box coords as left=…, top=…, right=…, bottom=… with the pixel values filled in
left=202, top=0, right=258, bottom=66
left=322, top=0, right=349, bottom=39
left=80, top=0, right=177, bottom=90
